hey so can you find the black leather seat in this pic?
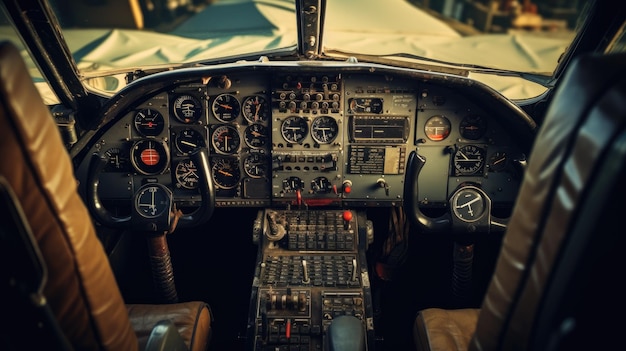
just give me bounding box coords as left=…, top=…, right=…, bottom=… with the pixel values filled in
left=0, top=40, right=212, bottom=351
left=413, top=52, right=626, bottom=350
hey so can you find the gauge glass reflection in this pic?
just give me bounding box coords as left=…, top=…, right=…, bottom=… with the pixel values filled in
left=311, top=116, right=339, bottom=144
left=211, top=157, right=241, bottom=189
left=130, top=139, right=170, bottom=175
left=211, top=124, right=241, bottom=154
left=243, top=154, right=268, bottom=178
left=424, top=115, right=451, bottom=141
left=175, top=128, right=205, bottom=154
left=212, top=93, right=240, bottom=122
left=134, top=108, right=165, bottom=136
left=173, top=94, right=203, bottom=124
left=242, top=95, right=269, bottom=123
left=244, top=123, right=268, bottom=148
left=280, top=116, right=308, bottom=144
left=175, top=159, right=200, bottom=189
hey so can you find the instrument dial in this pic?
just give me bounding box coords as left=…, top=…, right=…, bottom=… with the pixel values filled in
left=348, top=98, right=383, bottom=114
left=243, top=153, right=268, bottom=178
left=424, top=115, right=451, bottom=141
left=174, top=159, right=200, bottom=189
left=451, top=187, right=486, bottom=222
left=311, top=116, right=339, bottom=144
left=212, top=93, right=240, bottom=122
left=175, top=128, right=205, bottom=154
left=454, top=144, right=485, bottom=175
left=244, top=123, right=268, bottom=148
left=211, top=157, right=241, bottom=189
left=211, top=124, right=241, bottom=154
left=104, top=147, right=130, bottom=171
left=488, top=151, right=508, bottom=172
left=130, top=139, right=170, bottom=175
left=134, top=108, right=165, bottom=136
left=311, top=176, right=333, bottom=194
left=135, top=184, right=171, bottom=218
left=282, top=176, right=304, bottom=193
left=242, top=95, right=269, bottom=123
left=459, top=114, right=487, bottom=140
left=280, top=116, right=308, bottom=144
left=173, top=94, right=203, bottom=124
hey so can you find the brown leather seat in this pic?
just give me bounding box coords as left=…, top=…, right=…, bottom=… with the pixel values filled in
left=0, top=40, right=212, bottom=351
left=413, top=52, right=626, bottom=350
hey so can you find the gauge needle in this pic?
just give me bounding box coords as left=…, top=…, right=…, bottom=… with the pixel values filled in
left=218, top=170, right=233, bottom=177
left=220, top=104, right=232, bottom=110
left=252, top=131, right=262, bottom=137
left=180, top=140, right=197, bottom=147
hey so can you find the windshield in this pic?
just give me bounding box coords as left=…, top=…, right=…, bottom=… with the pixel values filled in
left=1, top=0, right=586, bottom=102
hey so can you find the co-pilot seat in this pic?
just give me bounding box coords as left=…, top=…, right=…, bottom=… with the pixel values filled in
left=0, top=40, right=212, bottom=351
left=413, top=53, right=626, bottom=350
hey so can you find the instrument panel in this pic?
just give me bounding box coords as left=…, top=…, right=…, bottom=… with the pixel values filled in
left=76, top=64, right=530, bottom=217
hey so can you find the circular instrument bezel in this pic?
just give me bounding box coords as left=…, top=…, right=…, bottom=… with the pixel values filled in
left=134, top=108, right=165, bottom=137
left=174, top=158, right=200, bottom=189
left=451, top=187, right=486, bottom=222
left=175, top=128, right=205, bottom=154
left=211, top=156, right=241, bottom=189
left=212, top=93, right=241, bottom=122
left=459, top=114, right=488, bottom=140
left=134, top=183, right=171, bottom=219
left=130, top=139, right=170, bottom=175
left=311, top=115, right=339, bottom=144
left=280, top=116, right=309, bottom=144
left=244, top=123, right=269, bottom=149
left=242, top=95, right=269, bottom=123
left=454, top=144, right=485, bottom=175
left=211, top=124, right=241, bottom=154
left=424, top=115, right=451, bottom=141
left=172, top=94, right=204, bottom=124
left=243, top=153, right=268, bottom=178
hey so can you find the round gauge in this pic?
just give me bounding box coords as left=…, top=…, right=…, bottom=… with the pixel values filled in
left=211, top=124, right=241, bottom=154
left=134, top=108, right=165, bottom=137
left=311, top=176, right=333, bottom=194
left=424, top=115, right=451, bottom=141
left=459, top=114, right=487, bottom=140
left=130, top=139, right=170, bottom=175
left=174, top=159, right=200, bottom=189
left=243, top=153, right=268, bottom=178
left=454, top=144, right=485, bottom=175
left=173, top=94, right=203, bottom=124
left=451, top=187, right=486, bottom=222
left=280, top=116, right=308, bottom=144
left=348, top=98, right=383, bottom=114
left=282, top=176, right=304, bottom=193
left=311, top=115, right=339, bottom=144
left=244, top=123, right=268, bottom=148
left=242, top=95, right=270, bottom=123
left=104, top=147, right=129, bottom=171
left=175, top=128, right=205, bottom=154
left=488, top=151, right=508, bottom=172
left=212, top=93, right=241, bottom=122
left=211, top=157, right=241, bottom=189
left=135, top=184, right=171, bottom=218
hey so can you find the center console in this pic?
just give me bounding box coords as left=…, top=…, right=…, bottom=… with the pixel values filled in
left=246, top=208, right=375, bottom=350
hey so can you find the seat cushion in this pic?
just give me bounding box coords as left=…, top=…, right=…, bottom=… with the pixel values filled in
left=413, top=308, right=480, bottom=351
left=128, top=301, right=212, bottom=351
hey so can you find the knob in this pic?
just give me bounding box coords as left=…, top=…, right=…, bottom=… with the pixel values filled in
left=342, top=180, right=352, bottom=194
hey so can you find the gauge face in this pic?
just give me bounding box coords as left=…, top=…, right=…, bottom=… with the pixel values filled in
left=211, top=124, right=241, bottom=154
left=280, top=116, right=308, bottom=144
left=244, top=123, right=268, bottom=148
left=459, top=114, right=487, bottom=140
left=454, top=144, right=485, bottom=175
left=134, top=108, right=165, bottom=136
left=242, top=95, right=269, bottom=123
left=175, top=128, right=205, bottom=154
left=311, top=116, right=339, bottom=144
left=211, top=157, right=241, bottom=189
left=282, top=176, right=304, bottom=192
left=174, top=159, right=200, bottom=189
left=131, top=139, right=170, bottom=175
left=488, top=151, right=508, bottom=172
left=212, top=93, right=241, bottom=122
left=173, top=94, right=203, bottom=124
left=311, top=176, right=333, bottom=194
left=104, top=147, right=129, bottom=171
left=451, top=187, right=485, bottom=222
left=243, top=153, right=268, bottom=178
left=135, top=184, right=171, bottom=218
left=424, top=115, right=451, bottom=141
left=348, top=98, right=383, bottom=114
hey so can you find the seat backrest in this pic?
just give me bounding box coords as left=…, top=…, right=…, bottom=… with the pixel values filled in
left=0, top=41, right=139, bottom=350
left=470, top=52, right=626, bottom=350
